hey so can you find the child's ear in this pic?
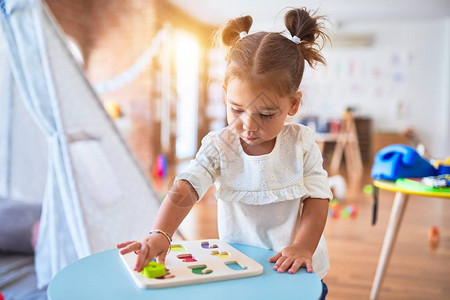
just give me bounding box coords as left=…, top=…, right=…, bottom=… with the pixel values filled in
left=288, top=91, right=302, bottom=116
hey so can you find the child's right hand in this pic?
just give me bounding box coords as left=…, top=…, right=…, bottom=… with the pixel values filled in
left=116, top=233, right=170, bottom=272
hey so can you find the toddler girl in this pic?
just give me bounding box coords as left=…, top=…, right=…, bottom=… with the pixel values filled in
left=118, top=7, right=332, bottom=297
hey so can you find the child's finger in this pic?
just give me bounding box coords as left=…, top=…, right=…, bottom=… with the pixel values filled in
left=273, top=255, right=287, bottom=270
left=269, top=252, right=282, bottom=263
left=116, top=241, right=135, bottom=249
left=119, top=241, right=141, bottom=255
left=141, top=251, right=155, bottom=269
left=304, top=260, right=314, bottom=273
left=140, top=249, right=166, bottom=270
left=278, top=257, right=295, bottom=273
left=135, top=245, right=149, bottom=272
left=288, top=260, right=303, bottom=274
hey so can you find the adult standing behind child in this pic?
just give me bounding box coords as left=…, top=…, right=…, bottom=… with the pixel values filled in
left=118, top=7, right=332, bottom=298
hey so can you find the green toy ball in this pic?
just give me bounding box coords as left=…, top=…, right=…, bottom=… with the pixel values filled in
left=363, top=184, right=374, bottom=195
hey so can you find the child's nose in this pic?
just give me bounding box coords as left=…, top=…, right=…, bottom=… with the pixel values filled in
left=242, top=113, right=258, bottom=132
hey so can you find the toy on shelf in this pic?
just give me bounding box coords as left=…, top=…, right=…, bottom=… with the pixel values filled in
left=153, top=154, right=168, bottom=178
left=120, top=239, right=263, bottom=289
left=103, top=101, right=122, bottom=119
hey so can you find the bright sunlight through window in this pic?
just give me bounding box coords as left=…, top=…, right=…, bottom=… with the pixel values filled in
left=175, top=31, right=199, bottom=159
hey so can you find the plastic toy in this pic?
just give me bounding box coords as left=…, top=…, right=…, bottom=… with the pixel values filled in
left=363, top=184, right=374, bottom=195
left=141, top=261, right=166, bottom=278
left=432, top=157, right=450, bottom=175
left=328, top=175, right=347, bottom=199
left=328, top=199, right=358, bottom=220
left=342, top=205, right=358, bottom=219
left=153, top=154, right=168, bottom=178
left=428, top=226, right=440, bottom=250
left=120, top=239, right=263, bottom=289
left=421, top=175, right=450, bottom=188
left=371, top=144, right=437, bottom=181
left=328, top=199, right=340, bottom=219
left=103, top=101, right=122, bottom=119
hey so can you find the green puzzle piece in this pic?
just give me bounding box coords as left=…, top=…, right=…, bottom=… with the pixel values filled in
left=191, top=266, right=206, bottom=275
left=171, top=246, right=185, bottom=252
left=141, top=261, right=166, bottom=278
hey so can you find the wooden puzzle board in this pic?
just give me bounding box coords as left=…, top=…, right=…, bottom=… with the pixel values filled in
left=120, top=239, right=264, bottom=289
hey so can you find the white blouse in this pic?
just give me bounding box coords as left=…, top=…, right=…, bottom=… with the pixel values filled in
left=176, top=123, right=333, bottom=279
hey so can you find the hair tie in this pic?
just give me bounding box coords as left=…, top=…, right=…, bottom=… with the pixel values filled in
left=239, top=31, right=248, bottom=39
left=290, top=35, right=301, bottom=44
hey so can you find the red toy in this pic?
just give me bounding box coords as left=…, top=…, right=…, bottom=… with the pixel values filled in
left=428, top=226, right=440, bottom=250
left=153, top=154, right=168, bottom=178
left=329, top=200, right=358, bottom=220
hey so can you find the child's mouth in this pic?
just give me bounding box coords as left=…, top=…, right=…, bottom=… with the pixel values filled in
left=243, top=136, right=258, bottom=141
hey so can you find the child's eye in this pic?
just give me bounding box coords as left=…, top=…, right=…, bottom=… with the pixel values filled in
left=260, top=113, right=275, bottom=119
left=231, top=107, right=244, bottom=114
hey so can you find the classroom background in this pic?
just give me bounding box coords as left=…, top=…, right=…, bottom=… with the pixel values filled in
left=0, top=0, right=449, bottom=299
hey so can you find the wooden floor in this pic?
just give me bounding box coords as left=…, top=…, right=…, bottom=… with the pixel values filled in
left=154, top=166, right=450, bottom=299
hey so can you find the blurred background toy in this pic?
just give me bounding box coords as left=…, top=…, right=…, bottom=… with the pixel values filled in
left=328, top=175, right=347, bottom=199
left=363, top=184, right=374, bottom=195
left=153, top=154, right=168, bottom=178
left=428, top=226, right=440, bottom=250
left=342, top=205, right=358, bottom=219
left=328, top=199, right=341, bottom=219
left=432, top=158, right=450, bottom=175
left=371, top=144, right=437, bottom=181
left=328, top=199, right=358, bottom=220
left=103, top=101, right=123, bottom=119
left=421, top=175, right=450, bottom=188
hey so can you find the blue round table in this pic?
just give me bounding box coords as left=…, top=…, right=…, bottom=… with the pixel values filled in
left=48, top=243, right=322, bottom=300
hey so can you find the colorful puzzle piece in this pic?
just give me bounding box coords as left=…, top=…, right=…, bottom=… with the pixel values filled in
left=189, top=265, right=213, bottom=275
left=171, top=244, right=186, bottom=252
left=201, top=241, right=218, bottom=249
left=211, top=251, right=230, bottom=258
left=141, top=261, right=166, bottom=278
left=120, top=239, right=263, bottom=289
left=177, top=253, right=198, bottom=262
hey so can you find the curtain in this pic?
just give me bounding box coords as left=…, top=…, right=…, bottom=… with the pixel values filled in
left=0, top=0, right=90, bottom=288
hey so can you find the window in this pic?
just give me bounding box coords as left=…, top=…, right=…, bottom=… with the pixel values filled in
left=175, top=31, right=199, bottom=159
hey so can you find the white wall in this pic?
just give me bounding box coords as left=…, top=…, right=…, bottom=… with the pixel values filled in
left=442, top=19, right=450, bottom=158
left=300, top=18, right=450, bottom=158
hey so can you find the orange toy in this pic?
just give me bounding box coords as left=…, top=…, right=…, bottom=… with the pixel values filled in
left=428, top=226, right=440, bottom=250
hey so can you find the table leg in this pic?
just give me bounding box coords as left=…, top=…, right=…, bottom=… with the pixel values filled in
left=330, top=140, right=344, bottom=175
left=317, top=141, right=325, bottom=154
left=370, top=192, right=409, bottom=300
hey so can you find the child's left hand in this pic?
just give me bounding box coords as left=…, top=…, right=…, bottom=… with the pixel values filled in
left=269, top=243, right=313, bottom=274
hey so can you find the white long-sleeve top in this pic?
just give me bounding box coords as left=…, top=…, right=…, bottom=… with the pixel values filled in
left=176, top=123, right=333, bottom=279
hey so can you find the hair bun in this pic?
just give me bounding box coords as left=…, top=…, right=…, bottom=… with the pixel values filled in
left=221, top=15, right=253, bottom=47
left=284, top=8, right=329, bottom=67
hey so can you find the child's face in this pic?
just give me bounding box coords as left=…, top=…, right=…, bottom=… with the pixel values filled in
left=224, top=78, right=300, bottom=153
